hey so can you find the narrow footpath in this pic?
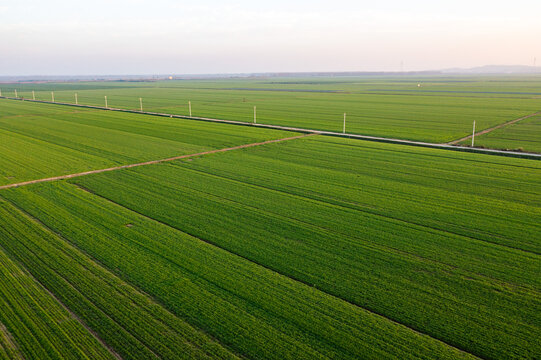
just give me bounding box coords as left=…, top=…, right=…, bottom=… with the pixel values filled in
left=0, top=133, right=315, bottom=190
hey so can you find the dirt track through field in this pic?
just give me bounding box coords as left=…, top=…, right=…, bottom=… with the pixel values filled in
left=0, top=133, right=315, bottom=190
left=447, top=111, right=541, bottom=145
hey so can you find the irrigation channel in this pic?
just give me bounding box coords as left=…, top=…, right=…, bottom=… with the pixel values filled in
left=1, top=96, right=540, bottom=160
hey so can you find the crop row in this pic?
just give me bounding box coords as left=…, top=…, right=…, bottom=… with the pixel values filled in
left=62, top=137, right=541, bottom=359
left=0, top=210, right=114, bottom=359
left=0, top=197, right=240, bottom=360
left=175, top=135, right=541, bottom=254
left=1, top=182, right=475, bottom=360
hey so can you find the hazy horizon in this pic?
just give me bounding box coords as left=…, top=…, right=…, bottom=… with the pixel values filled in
left=1, top=1, right=540, bottom=76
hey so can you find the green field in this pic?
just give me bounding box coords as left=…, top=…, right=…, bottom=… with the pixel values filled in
left=0, top=100, right=293, bottom=185
left=64, top=136, right=539, bottom=359
left=0, top=234, right=115, bottom=360
left=0, top=199, right=239, bottom=360
left=2, top=75, right=541, bottom=146
left=1, top=182, right=477, bottom=360
left=464, top=114, right=541, bottom=152
left=0, top=85, right=539, bottom=359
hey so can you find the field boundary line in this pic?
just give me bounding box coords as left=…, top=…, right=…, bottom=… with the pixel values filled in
left=447, top=111, right=541, bottom=145
left=71, top=184, right=480, bottom=359
left=0, top=240, right=124, bottom=360
left=1, top=199, right=240, bottom=359
left=1, top=96, right=540, bottom=159
left=178, top=165, right=541, bottom=258
left=0, top=133, right=315, bottom=190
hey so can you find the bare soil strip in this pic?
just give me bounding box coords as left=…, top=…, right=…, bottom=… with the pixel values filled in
left=0, top=133, right=315, bottom=191
left=447, top=111, right=541, bottom=145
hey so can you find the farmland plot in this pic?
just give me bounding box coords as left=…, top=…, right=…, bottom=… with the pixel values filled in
left=0, top=212, right=115, bottom=359
left=0, top=199, right=239, bottom=360
left=0, top=77, right=540, bottom=359
left=6, top=75, right=541, bottom=143
left=0, top=100, right=294, bottom=186
left=0, top=183, right=473, bottom=360
left=51, top=136, right=541, bottom=360
left=464, top=114, right=541, bottom=153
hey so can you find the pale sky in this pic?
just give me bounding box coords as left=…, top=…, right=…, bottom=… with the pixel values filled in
left=1, top=0, right=540, bottom=75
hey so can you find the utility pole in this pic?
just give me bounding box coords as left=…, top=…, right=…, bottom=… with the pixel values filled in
left=32, top=90, right=35, bottom=100
left=14, top=89, right=17, bottom=98
left=51, top=92, right=55, bottom=102
left=471, top=120, right=476, bottom=147
left=343, top=113, right=346, bottom=134
left=104, top=96, right=108, bottom=108
left=189, top=101, right=192, bottom=117
left=139, top=97, right=143, bottom=112
left=254, top=106, right=257, bottom=124
left=75, top=93, right=78, bottom=105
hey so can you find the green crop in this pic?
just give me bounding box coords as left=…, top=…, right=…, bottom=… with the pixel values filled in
left=0, top=78, right=540, bottom=359
left=1, top=181, right=476, bottom=360
left=0, top=100, right=294, bottom=186
left=464, top=114, right=541, bottom=153
left=3, top=75, right=541, bottom=144
left=60, top=136, right=540, bottom=360
left=0, top=215, right=115, bottom=359
left=0, top=199, right=242, bottom=360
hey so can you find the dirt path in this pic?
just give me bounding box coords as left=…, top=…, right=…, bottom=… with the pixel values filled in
left=447, top=111, right=541, bottom=145
left=0, top=133, right=315, bottom=191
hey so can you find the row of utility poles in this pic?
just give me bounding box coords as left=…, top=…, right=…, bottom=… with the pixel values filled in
left=2, top=90, right=258, bottom=124
left=1, top=89, right=479, bottom=144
